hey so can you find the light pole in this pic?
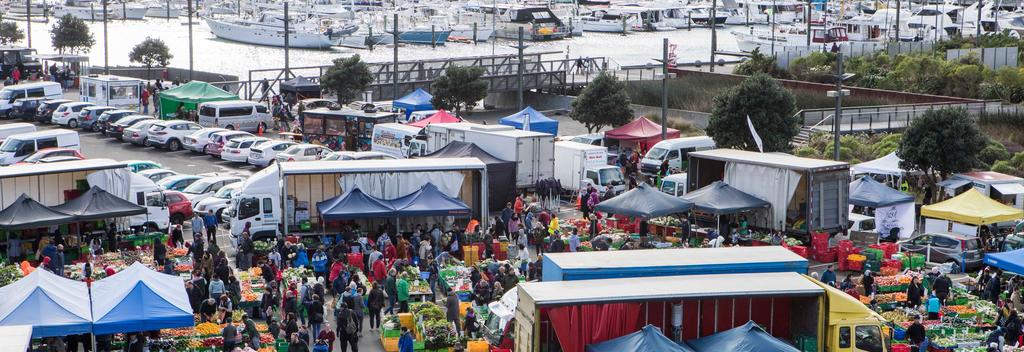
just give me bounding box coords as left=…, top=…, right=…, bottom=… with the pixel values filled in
left=25, top=0, right=31, bottom=47
left=510, top=27, right=529, bottom=110
left=652, top=38, right=674, bottom=141
left=187, top=0, right=194, bottom=81
left=103, top=0, right=108, bottom=74
left=827, top=52, right=853, bottom=161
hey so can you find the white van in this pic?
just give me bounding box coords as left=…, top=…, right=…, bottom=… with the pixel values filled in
left=659, top=173, right=688, bottom=197
left=0, top=123, right=36, bottom=144
left=0, top=82, right=63, bottom=115
left=371, top=123, right=427, bottom=158
left=0, top=129, right=80, bottom=165
left=640, top=136, right=716, bottom=176
left=128, top=172, right=170, bottom=231
left=197, top=100, right=272, bottom=132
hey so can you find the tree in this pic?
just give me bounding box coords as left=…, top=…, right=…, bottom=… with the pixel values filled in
left=706, top=74, right=798, bottom=152
left=733, top=48, right=790, bottom=79
left=0, top=22, right=24, bottom=46
left=50, top=15, right=95, bottom=54
left=898, top=108, right=986, bottom=186
left=129, top=37, right=173, bottom=80
left=569, top=71, right=633, bottom=133
left=430, top=65, right=488, bottom=116
left=319, top=55, right=373, bottom=104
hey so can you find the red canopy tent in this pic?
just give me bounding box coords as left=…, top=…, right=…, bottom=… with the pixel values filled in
left=408, top=110, right=462, bottom=128
left=604, top=118, right=680, bottom=147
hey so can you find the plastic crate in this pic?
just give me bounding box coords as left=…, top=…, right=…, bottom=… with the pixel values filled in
left=468, top=340, right=490, bottom=352
left=891, top=343, right=910, bottom=352
left=382, top=328, right=401, bottom=338
left=383, top=337, right=400, bottom=352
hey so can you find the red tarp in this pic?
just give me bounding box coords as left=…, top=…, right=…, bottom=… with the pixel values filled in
left=408, top=109, right=462, bottom=128
left=604, top=118, right=680, bottom=146
left=549, top=303, right=643, bottom=352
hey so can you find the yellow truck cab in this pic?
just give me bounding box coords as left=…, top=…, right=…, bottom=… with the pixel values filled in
left=809, top=278, right=890, bottom=352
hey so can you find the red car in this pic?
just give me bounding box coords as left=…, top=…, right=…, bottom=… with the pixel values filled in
left=16, top=148, right=85, bottom=165
left=163, top=190, right=194, bottom=225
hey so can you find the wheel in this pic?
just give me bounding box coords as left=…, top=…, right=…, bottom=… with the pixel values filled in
left=68, top=119, right=78, bottom=128
left=143, top=139, right=152, bottom=147
left=167, top=139, right=181, bottom=152
left=949, top=261, right=962, bottom=274
left=91, top=123, right=101, bottom=132
left=226, top=124, right=235, bottom=130
left=203, top=145, right=210, bottom=154
left=170, top=213, right=184, bottom=225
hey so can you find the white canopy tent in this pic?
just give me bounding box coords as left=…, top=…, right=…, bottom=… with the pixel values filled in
left=0, top=325, right=32, bottom=351
left=852, top=152, right=906, bottom=177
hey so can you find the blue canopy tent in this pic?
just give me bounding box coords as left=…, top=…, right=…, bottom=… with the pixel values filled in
left=0, top=268, right=92, bottom=338
left=849, top=176, right=914, bottom=208
left=595, top=183, right=693, bottom=218
left=393, top=88, right=434, bottom=120
left=687, top=321, right=800, bottom=352
left=90, top=262, right=195, bottom=334
left=985, top=249, right=1024, bottom=275
left=586, top=325, right=696, bottom=352
left=499, top=106, right=559, bottom=135
left=391, top=183, right=472, bottom=217
left=317, top=187, right=398, bottom=220
left=681, top=181, right=770, bottom=215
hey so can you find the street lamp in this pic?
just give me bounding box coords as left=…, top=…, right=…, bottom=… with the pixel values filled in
left=827, top=52, right=855, bottom=161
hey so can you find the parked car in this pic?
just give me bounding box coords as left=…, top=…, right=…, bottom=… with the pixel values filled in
left=247, top=140, right=296, bottom=167
left=297, top=98, right=341, bottom=112
left=162, top=190, right=194, bottom=225
left=107, top=115, right=155, bottom=141
left=192, top=182, right=242, bottom=222
left=898, top=232, right=984, bottom=273
left=321, top=151, right=398, bottom=161
left=220, top=137, right=270, bottom=163
left=182, top=128, right=228, bottom=154
left=125, top=160, right=163, bottom=173
left=146, top=120, right=203, bottom=151
left=10, top=98, right=46, bottom=120
left=181, top=175, right=244, bottom=203
left=95, top=109, right=137, bottom=135
left=205, top=130, right=253, bottom=157
left=77, top=106, right=116, bottom=132
left=51, top=102, right=95, bottom=128
left=157, top=175, right=202, bottom=192
left=276, top=144, right=329, bottom=162
left=122, top=119, right=161, bottom=146
left=0, top=129, right=81, bottom=165
left=34, top=99, right=71, bottom=124
left=138, top=168, right=179, bottom=183
left=16, top=148, right=85, bottom=165
left=197, top=100, right=272, bottom=132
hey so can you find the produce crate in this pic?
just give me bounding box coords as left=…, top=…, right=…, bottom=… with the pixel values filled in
left=468, top=340, right=489, bottom=352
left=847, top=259, right=864, bottom=271
left=795, top=335, right=816, bottom=352
left=788, top=245, right=808, bottom=258
left=276, top=339, right=289, bottom=352
left=910, top=254, right=925, bottom=269
left=414, top=341, right=425, bottom=350
left=382, top=328, right=401, bottom=338
left=891, top=344, right=910, bottom=352
left=399, top=313, right=415, bottom=330
left=383, top=337, right=400, bottom=352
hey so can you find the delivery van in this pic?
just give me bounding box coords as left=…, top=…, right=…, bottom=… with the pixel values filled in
left=198, top=100, right=272, bottom=132
left=0, top=82, right=62, bottom=116
left=0, top=129, right=80, bottom=165
left=659, top=173, right=687, bottom=196
left=0, top=123, right=36, bottom=144
left=371, top=123, right=427, bottom=158
left=640, top=136, right=715, bottom=176
left=552, top=141, right=624, bottom=196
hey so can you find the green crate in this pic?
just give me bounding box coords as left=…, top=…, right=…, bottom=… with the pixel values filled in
left=276, top=340, right=289, bottom=352
left=414, top=341, right=425, bottom=350
left=383, top=328, right=401, bottom=338
left=795, top=335, right=816, bottom=352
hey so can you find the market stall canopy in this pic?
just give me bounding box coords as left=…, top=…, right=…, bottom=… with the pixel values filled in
left=317, top=187, right=397, bottom=220
left=499, top=106, right=559, bottom=135
left=586, top=325, right=696, bottom=352
left=604, top=118, right=680, bottom=146
left=851, top=152, right=907, bottom=176
left=687, top=321, right=800, bottom=352
left=90, top=262, right=195, bottom=334
left=984, top=249, right=1024, bottom=275
left=280, top=76, right=321, bottom=95
left=52, top=186, right=147, bottom=221
left=848, top=177, right=914, bottom=208
left=594, top=183, right=693, bottom=218
left=393, top=88, right=434, bottom=119
left=0, top=269, right=92, bottom=338
left=157, top=81, right=238, bottom=119
left=680, top=181, right=770, bottom=215
left=408, top=109, right=462, bottom=128
left=920, top=188, right=1023, bottom=225
left=0, top=325, right=32, bottom=352
left=390, top=183, right=471, bottom=217
left=419, top=141, right=515, bottom=211
left=0, top=194, right=76, bottom=230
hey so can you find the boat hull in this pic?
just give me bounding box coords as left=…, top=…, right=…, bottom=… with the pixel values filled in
left=112, top=6, right=148, bottom=20
left=146, top=7, right=183, bottom=18
left=205, top=18, right=336, bottom=49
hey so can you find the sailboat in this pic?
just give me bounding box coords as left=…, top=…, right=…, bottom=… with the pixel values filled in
left=205, top=12, right=358, bottom=49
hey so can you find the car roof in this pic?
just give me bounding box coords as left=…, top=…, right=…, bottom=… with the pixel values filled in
left=119, top=115, right=153, bottom=122
left=43, top=99, right=72, bottom=104
left=106, top=109, right=136, bottom=114
left=139, top=168, right=176, bottom=175
left=291, top=143, right=322, bottom=149
left=212, top=130, right=252, bottom=137
left=156, top=119, right=193, bottom=125
left=201, top=100, right=257, bottom=108
left=127, top=120, right=157, bottom=128
left=82, top=106, right=114, bottom=110
left=60, top=102, right=94, bottom=107
left=125, top=160, right=160, bottom=166
left=37, top=156, right=82, bottom=163
left=196, top=175, right=243, bottom=182
left=162, top=174, right=201, bottom=182
left=234, top=136, right=270, bottom=142
left=16, top=97, right=48, bottom=101
left=35, top=147, right=78, bottom=153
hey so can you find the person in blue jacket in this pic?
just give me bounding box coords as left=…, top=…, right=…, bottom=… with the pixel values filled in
left=398, top=327, right=414, bottom=352
left=311, top=246, right=328, bottom=279
left=294, top=243, right=310, bottom=268
left=927, top=293, right=941, bottom=320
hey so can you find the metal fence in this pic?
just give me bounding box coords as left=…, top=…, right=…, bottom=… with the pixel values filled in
left=799, top=100, right=1018, bottom=133
left=946, top=47, right=1019, bottom=69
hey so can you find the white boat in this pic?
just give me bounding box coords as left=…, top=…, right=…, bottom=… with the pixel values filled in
left=577, top=10, right=633, bottom=33
left=111, top=4, right=149, bottom=19
left=425, top=15, right=494, bottom=41
left=6, top=3, right=48, bottom=17
left=687, top=6, right=743, bottom=25
left=205, top=14, right=350, bottom=49
left=732, top=26, right=849, bottom=54
left=733, top=0, right=805, bottom=24
left=839, top=9, right=908, bottom=42
left=145, top=3, right=183, bottom=18
left=52, top=4, right=114, bottom=21
left=461, top=4, right=571, bottom=41
left=611, top=5, right=677, bottom=31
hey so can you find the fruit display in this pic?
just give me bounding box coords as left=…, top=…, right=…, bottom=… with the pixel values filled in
left=196, top=322, right=221, bottom=336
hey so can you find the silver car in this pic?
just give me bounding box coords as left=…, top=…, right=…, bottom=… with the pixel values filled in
left=123, top=120, right=160, bottom=146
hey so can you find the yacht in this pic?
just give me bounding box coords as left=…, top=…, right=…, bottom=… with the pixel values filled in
left=427, top=16, right=495, bottom=41
left=461, top=4, right=571, bottom=41
left=732, top=25, right=849, bottom=54
left=577, top=9, right=634, bottom=32
left=145, top=2, right=183, bottom=18
left=6, top=2, right=48, bottom=17
left=205, top=13, right=357, bottom=49
left=612, top=5, right=678, bottom=31
left=111, top=3, right=149, bottom=19
left=733, top=0, right=806, bottom=24
left=52, top=1, right=115, bottom=21
left=687, top=6, right=743, bottom=25
left=839, top=9, right=909, bottom=42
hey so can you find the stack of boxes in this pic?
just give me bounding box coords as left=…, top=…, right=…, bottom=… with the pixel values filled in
left=463, top=245, right=481, bottom=266
left=836, top=240, right=862, bottom=271
left=810, top=233, right=837, bottom=263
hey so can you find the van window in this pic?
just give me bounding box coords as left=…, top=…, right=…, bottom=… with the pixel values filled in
left=238, top=197, right=259, bottom=220
left=27, top=88, right=44, bottom=98
left=933, top=236, right=959, bottom=248
left=14, top=140, right=34, bottom=157
left=111, top=85, right=138, bottom=100
left=256, top=105, right=269, bottom=114
left=838, top=327, right=850, bottom=348
left=585, top=170, right=598, bottom=185
left=199, top=106, right=217, bottom=117
left=667, top=149, right=679, bottom=160
left=860, top=219, right=875, bottom=231
left=220, top=106, right=254, bottom=117
left=145, top=193, right=166, bottom=207
left=647, top=147, right=668, bottom=160
left=85, top=83, right=97, bottom=98
left=661, top=180, right=676, bottom=194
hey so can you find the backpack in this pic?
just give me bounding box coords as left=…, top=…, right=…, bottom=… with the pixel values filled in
left=314, top=283, right=325, bottom=299
left=343, top=309, right=357, bottom=335
left=302, top=285, right=313, bottom=305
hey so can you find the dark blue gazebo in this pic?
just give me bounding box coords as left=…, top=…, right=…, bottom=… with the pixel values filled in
left=849, top=176, right=914, bottom=208
left=687, top=321, right=800, bottom=352
left=681, top=181, right=770, bottom=215
left=317, top=188, right=397, bottom=220
left=391, top=183, right=471, bottom=217
left=595, top=183, right=693, bottom=218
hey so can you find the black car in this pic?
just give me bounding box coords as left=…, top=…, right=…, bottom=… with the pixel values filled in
left=9, top=97, right=45, bottom=120
left=106, top=114, right=152, bottom=141
left=34, top=99, right=71, bottom=124
left=96, top=110, right=136, bottom=137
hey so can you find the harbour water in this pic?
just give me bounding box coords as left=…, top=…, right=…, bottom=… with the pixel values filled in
left=10, top=17, right=743, bottom=79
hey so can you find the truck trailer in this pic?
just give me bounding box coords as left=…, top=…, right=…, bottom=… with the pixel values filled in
left=541, top=246, right=808, bottom=281
left=424, top=123, right=554, bottom=188
left=687, top=148, right=851, bottom=235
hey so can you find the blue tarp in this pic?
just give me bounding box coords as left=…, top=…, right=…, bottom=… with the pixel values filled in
left=849, top=176, right=914, bottom=208
left=587, top=325, right=696, bottom=352
left=393, top=88, right=434, bottom=120
left=390, top=183, right=472, bottom=217
left=681, top=181, right=771, bottom=215
left=499, top=106, right=559, bottom=135
left=317, top=188, right=398, bottom=220
left=687, top=321, right=800, bottom=352
left=595, top=183, right=693, bottom=218
left=90, top=262, right=195, bottom=334
left=985, top=249, right=1024, bottom=275
left=0, top=268, right=92, bottom=338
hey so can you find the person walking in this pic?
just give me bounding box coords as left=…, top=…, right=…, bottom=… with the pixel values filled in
left=927, top=293, right=941, bottom=320
left=221, top=321, right=238, bottom=351
left=446, top=290, right=461, bottom=334
left=397, top=274, right=410, bottom=313
left=309, top=294, right=325, bottom=341
left=907, top=315, right=927, bottom=352
left=367, top=282, right=385, bottom=331
left=907, top=276, right=924, bottom=309
left=141, top=88, right=151, bottom=115
left=335, top=302, right=359, bottom=352
left=203, top=210, right=218, bottom=243
left=384, top=269, right=397, bottom=315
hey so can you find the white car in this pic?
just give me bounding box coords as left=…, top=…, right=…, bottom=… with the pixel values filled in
left=122, top=119, right=160, bottom=146
left=220, top=136, right=270, bottom=163
left=51, top=102, right=95, bottom=128
left=182, top=128, right=228, bottom=153
left=138, top=168, right=179, bottom=183
left=248, top=140, right=297, bottom=167
left=180, top=175, right=244, bottom=203
left=322, top=151, right=398, bottom=161
left=192, top=182, right=242, bottom=221
left=147, top=120, right=203, bottom=151
left=276, top=144, right=329, bottom=163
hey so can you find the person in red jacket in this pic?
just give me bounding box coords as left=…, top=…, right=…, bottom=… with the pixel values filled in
left=372, top=256, right=386, bottom=283
left=384, top=242, right=397, bottom=262
left=328, top=261, right=345, bottom=285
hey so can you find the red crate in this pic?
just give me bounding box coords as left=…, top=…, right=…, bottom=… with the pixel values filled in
left=838, top=240, right=854, bottom=248
left=891, top=344, right=910, bottom=352
left=838, top=258, right=849, bottom=271
left=814, top=251, right=837, bottom=263
left=883, top=259, right=902, bottom=270
left=789, top=245, right=808, bottom=258
left=347, top=253, right=364, bottom=270
left=847, top=259, right=864, bottom=271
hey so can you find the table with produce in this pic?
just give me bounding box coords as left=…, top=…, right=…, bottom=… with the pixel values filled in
left=236, top=267, right=267, bottom=308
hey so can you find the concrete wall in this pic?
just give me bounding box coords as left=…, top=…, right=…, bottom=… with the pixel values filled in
left=92, top=66, right=239, bottom=85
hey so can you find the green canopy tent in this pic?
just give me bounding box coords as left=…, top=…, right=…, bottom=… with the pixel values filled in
left=157, top=81, right=238, bottom=119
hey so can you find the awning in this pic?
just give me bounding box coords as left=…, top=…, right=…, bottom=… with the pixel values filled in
left=499, top=106, right=559, bottom=135
left=0, top=269, right=92, bottom=338
left=993, top=183, right=1024, bottom=196
left=586, top=325, right=696, bottom=352
left=595, top=183, right=693, bottom=219
left=848, top=177, right=914, bottom=208
left=393, top=88, right=434, bottom=119
left=680, top=181, right=770, bottom=215
left=937, top=178, right=971, bottom=189
left=0, top=194, right=76, bottom=230
left=408, top=109, right=461, bottom=128
left=90, top=262, right=195, bottom=334
left=921, top=188, right=1023, bottom=225
left=687, top=321, right=800, bottom=352
left=851, top=152, right=906, bottom=176
left=985, top=249, right=1024, bottom=275
left=0, top=325, right=32, bottom=352
left=390, top=183, right=472, bottom=217
left=604, top=117, right=680, bottom=146
left=317, top=187, right=397, bottom=220
left=52, top=186, right=147, bottom=221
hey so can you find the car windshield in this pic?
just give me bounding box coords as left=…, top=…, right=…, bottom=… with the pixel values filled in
left=158, top=177, right=189, bottom=188
left=183, top=180, right=216, bottom=194
left=646, top=147, right=668, bottom=160
left=147, top=172, right=171, bottom=181
left=0, top=89, right=12, bottom=100
left=599, top=168, right=624, bottom=185
left=214, top=185, right=237, bottom=198
left=322, top=153, right=340, bottom=160
left=0, top=139, right=23, bottom=152
left=282, top=146, right=302, bottom=155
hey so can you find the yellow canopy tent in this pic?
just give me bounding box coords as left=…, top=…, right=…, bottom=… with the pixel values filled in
left=921, top=188, right=1023, bottom=225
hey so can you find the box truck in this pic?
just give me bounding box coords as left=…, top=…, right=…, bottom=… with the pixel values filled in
left=540, top=246, right=808, bottom=281
left=370, top=123, right=427, bottom=158
left=553, top=141, right=625, bottom=196
left=424, top=123, right=554, bottom=188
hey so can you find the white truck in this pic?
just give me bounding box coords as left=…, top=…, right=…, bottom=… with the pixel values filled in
left=370, top=123, right=427, bottom=158
left=553, top=141, right=625, bottom=196
left=424, top=123, right=554, bottom=188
